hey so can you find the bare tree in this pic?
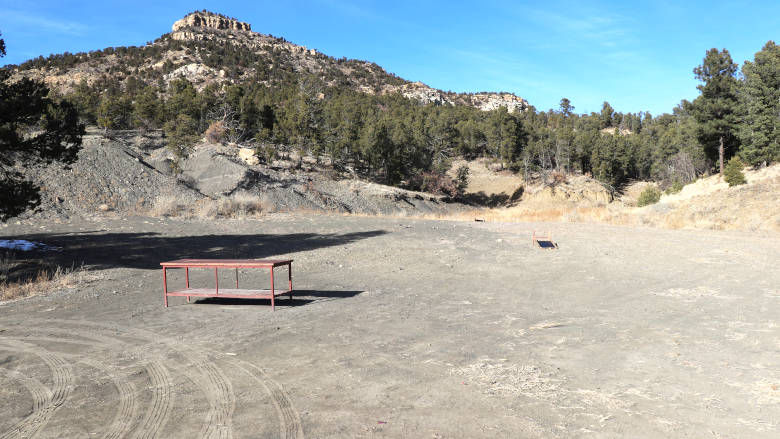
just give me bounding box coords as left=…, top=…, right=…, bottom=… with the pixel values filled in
left=206, top=102, right=246, bottom=144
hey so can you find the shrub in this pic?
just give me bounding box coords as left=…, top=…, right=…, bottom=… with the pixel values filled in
left=549, top=170, right=568, bottom=185
left=455, top=165, right=470, bottom=195
left=163, top=114, right=199, bottom=160
left=204, top=120, right=227, bottom=143
left=665, top=181, right=684, bottom=195
left=412, top=172, right=457, bottom=197
left=723, top=157, right=747, bottom=186
left=637, top=186, right=661, bottom=207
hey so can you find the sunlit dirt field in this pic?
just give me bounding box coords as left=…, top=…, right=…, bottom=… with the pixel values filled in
left=1, top=214, right=778, bottom=438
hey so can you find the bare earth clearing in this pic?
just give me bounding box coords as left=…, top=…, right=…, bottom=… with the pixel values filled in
left=1, top=214, right=778, bottom=438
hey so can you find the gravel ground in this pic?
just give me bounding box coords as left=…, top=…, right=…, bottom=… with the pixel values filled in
left=0, top=214, right=778, bottom=438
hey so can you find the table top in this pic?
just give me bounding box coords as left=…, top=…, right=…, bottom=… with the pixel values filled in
left=160, top=259, right=293, bottom=268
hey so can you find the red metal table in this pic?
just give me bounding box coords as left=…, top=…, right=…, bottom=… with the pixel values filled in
left=160, top=259, right=293, bottom=310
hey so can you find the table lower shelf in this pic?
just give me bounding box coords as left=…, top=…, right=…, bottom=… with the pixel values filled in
left=166, top=288, right=292, bottom=299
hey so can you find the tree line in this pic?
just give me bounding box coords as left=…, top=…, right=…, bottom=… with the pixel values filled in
left=5, top=29, right=780, bottom=206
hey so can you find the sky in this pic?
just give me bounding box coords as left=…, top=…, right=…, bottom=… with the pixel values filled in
left=1, top=0, right=778, bottom=115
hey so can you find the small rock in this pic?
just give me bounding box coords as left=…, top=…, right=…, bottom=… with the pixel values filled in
left=98, top=204, right=111, bottom=212
left=238, top=148, right=259, bottom=166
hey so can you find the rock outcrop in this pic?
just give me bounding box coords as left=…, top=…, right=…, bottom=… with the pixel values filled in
left=399, top=82, right=447, bottom=106
left=172, top=11, right=251, bottom=33
left=396, top=82, right=528, bottom=113
left=467, top=93, right=529, bottom=113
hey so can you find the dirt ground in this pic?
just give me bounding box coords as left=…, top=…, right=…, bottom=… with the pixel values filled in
left=1, top=214, right=778, bottom=438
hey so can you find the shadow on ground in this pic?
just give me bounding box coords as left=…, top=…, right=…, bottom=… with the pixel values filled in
left=457, top=187, right=523, bottom=207
left=2, top=230, right=387, bottom=273
left=187, top=289, right=364, bottom=308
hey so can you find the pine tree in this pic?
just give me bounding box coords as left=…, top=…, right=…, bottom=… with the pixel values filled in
left=692, top=48, right=739, bottom=174
left=600, top=101, right=615, bottom=128
left=737, top=41, right=780, bottom=166
left=0, top=32, right=84, bottom=219
left=132, top=86, right=162, bottom=130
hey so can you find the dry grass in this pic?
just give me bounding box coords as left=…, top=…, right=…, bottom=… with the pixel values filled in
left=423, top=163, right=780, bottom=233
left=149, top=192, right=264, bottom=219
left=0, top=258, right=103, bottom=302
left=146, top=162, right=779, bottom=234
left=447, top=158, right=524, bottom=197
left=417, top=201, right=631, bottom=226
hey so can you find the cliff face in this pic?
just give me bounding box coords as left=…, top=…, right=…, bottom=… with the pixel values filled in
left=172, top=11, right=251, bottom=32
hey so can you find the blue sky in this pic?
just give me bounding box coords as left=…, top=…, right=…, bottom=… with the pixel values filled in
left=1, top=0, right=778, bottom=115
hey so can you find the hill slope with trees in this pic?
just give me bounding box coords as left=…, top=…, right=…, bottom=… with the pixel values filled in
left=2, top=11, right=780, bottom=210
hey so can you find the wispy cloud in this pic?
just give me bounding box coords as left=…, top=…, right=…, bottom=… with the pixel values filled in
left=526, top=8, right=633, bottom=48
left=501, top=3, right=644, bottom=70
left=2, top=9, right=88, bottom=35
left=444, top=47, right=567, bottom=93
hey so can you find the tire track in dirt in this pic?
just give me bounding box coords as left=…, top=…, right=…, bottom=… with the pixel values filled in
left=194, top=360, right=234, bottom=439
left=74, top=357, right=139, bottom=439
left=234, top=361, right=304, bottom=439
left=0, top=366, right=51, bottom=439
left=1, top=335, right=169, bottom=439
left=0, top=339, right=73, bottom=439
left=13, top=326, right=225, bottom=439
left=2, top=339, right=140, bottom=439
left=0, top=332, right=177, bottom=439
left=56, top=327, right=235, bottom=439
left=5, top=318, right=302, bottom=439
left=131, top=360, right=173, bottom=439
left=12, top=319, right=241, bottom=439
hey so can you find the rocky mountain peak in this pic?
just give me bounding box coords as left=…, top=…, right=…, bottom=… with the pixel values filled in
left=172, top=10, right=251, bottom=33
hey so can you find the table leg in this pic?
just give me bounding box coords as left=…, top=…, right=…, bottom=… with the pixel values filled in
left=162, top=267, right=168, bottom=307
left=186, top=267, right=190, bottom=303
left=270, top=266, right=275, bottom=311
left=235, top=268, right=239, bottom=288
left=288, top=263, right=293, bottom=301
left=215, top=267, right=219, bottom=295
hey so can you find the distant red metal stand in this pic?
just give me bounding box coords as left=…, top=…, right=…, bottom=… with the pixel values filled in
left=531, top=231, right=558, bottom=249
left=160, top=259, right=294, bottom=310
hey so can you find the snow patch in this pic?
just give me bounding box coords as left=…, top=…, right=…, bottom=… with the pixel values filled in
left=0, top=240, right=60, bottom=251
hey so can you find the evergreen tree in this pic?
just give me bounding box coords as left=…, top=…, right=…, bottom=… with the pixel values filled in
left=692, top=48, right=739, bottom=174
left=0, top=32, right=85, bottom=219
left=165, top=78, right=199, bottom=121
left=559, top=97, right=574, bottom=118
left=737, top=41, right=780, bottom=166
left=132, top=86, right=162, bottom=130
left=600, top=101, right=615, bottom=128
left=71, top=79, right=100, bottom=124
left=97, top=93, right=133, bottom=133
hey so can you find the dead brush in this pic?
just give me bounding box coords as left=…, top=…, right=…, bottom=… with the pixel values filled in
left=149, top=195, right=190, bottom=217
left=547, top=170, right=568, bottom=186
left=0, top=261, right=100, bottom=301
left=150, top=194, right=263, bottom=219
left=194, top=193, right=263, bottom=218
left=0, top=252, right=17, bottom=283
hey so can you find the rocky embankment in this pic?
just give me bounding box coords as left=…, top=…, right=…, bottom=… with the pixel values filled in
left=20, top=129, right=463, bottom=219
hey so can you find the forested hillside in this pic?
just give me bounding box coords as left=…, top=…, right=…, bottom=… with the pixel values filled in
left=4, top=11, right=780, bottom=194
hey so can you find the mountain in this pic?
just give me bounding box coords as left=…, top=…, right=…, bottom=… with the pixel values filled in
left=10, top=10, right=529, bottom=113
